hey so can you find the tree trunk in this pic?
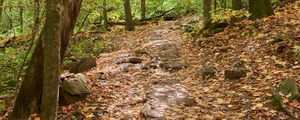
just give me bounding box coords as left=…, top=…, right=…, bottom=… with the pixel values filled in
left=140, top=0, right=146, bottom=20
left=214, top=0, right=217, bottom=10
left=249, top=0, right=273, bottom=19
left=232, top=0, right=242, bottom=10
left=19, top=6, right=24, bottom=33
left=0, top=0, right=4, bottom=21
left=123, top=0, right=134, bottom=31
left=40, top=0, right=62, bottom=118
left=10, top=0, right=83, bottom=119
left=203, top=0, right=212, bottom=25
left=102, top=0, right=108, bottom=30
left=60, top=0, right=83, bottom=61
left=32, top=0, right=40, bottom=36
left=10, top=26, right=44, bottom=120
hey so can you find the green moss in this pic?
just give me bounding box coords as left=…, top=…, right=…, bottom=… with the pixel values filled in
left=272, top=95, right=282, bottom=110
left=276, top=79, right=300, bottom=100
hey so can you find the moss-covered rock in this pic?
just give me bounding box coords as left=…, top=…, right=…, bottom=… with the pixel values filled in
left=224, top=69, right=247, bottom=80
left=275, top=79, right=300, bottom=100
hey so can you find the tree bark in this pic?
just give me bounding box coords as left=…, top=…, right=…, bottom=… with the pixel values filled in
left=40, top=0, right=62, bottom=119
left=214, top=0, right=217, bottom=10
left=232, top=0, right=242, bottom=10
left=32, top=0, right=40, bottom=36
left=19, top=6, right=24, bottom=33
left=102, top=0, right=108, bottom=30
left=203, top=0, right=212, bottom=25
left=0, top=0, right=4, bottom=21
left=249, top=0, right=273, bottom=19
left=123, top=0, right=134, bottom=31
left=10, top=25, right=44, bottom=120
left=10, top=0, right=83, bottom=119
left=60, top=0, right=83, bottom=61
left=140, top=0, right=146, bottom=20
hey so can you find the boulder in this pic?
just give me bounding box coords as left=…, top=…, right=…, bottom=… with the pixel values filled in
left=141, top=81, right=197, bottom=119
left=59, top=73, right=91, bottom=105
left=196, top=66, right=216, bottom=79
left=144, top=40, right=180, bottom=61
left=224, top=69, right=247, bottom=80
left=69, top=57, right=97, bottom=73
left=163, top=13, right=181, bottom=21
left=159, top=60, right=189, bottom=72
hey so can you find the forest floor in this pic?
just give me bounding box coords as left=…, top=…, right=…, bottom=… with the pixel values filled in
left=2, top=2, right=300, bottom=120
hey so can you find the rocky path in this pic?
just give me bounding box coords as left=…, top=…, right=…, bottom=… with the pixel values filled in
left=57, top=5, right=300, bottom=119
left=57, top=21, right=200, bottom=119
left=92, top=21, right=198, bottom=119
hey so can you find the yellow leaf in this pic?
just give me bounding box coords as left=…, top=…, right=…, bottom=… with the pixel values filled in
left=255, top=103, right=263, bottom=108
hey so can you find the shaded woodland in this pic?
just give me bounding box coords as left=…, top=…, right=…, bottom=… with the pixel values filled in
left=0, top=0, right=299, bottom=119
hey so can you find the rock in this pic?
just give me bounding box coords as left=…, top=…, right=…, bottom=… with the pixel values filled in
left=141, top=83, right=197, bottom=119
left=163, top=13, right=181, bottom=21
left=224, top=69, right=247, bottom=80
left=159, top=60, right=189, bottom=72
left=69, top=57, right=97, bottom=73
left=196, top=66, right=216, bottom=79
left=117, top=63, right=132, bottom=72
left=144, top=40, right=180, bottom=61
left=59, top=73, right=91, bottom=105
left=140, top=63, right=148, bottom=69
left=128, top=57, right=143, bottom=64
left=60, top=73, right=91, bottom=95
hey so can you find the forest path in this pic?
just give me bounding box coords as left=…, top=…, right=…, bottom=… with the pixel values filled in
left=58, top=3, right=300, bottom=119
left=87, top=21, right=195, bottom=119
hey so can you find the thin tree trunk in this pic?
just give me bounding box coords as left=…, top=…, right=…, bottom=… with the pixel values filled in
left=232, top=0, right=242, bottom=10
left=19, top=6, right=23, bottom=33
left=102, top=0, right=108, bottom=30
left=140, top=0, right=146, bottom=20
left=0, top=0, right=4, bottom=21
left=203, top=0, right=212, bottom=25
left=10, top=0, right=83, bottom=119
left=214, top=0, right=217, bottom=10
left=32, top=0, right=40, bottom=36
left=123, top=0, right=134, bottom=31
left=221, top=0, right=227, bottom=9
left=40, top=0, right=62, bottom=118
